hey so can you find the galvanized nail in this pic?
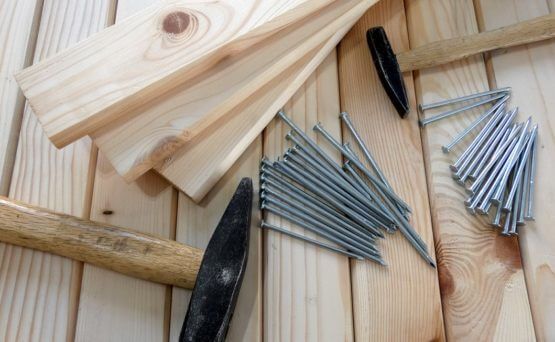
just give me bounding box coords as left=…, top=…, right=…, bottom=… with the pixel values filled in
left=419, top=87, right=511, bottom=112
left=524, top=132, right=537, bottom=220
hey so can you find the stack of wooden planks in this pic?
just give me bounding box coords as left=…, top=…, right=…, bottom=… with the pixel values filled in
left=15, top=0, right=380, bottom=203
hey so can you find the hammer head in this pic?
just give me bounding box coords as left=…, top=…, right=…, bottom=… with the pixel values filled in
left=366, top=27, right=409, bottom=118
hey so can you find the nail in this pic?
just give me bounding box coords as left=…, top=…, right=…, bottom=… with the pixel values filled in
left=419, top=93, right=507, bottom=126
left=262, top=202, right=385, bottom=265
left=468, top=125, right=515, bottom=180
left=501, top=211, right=512, bottom=236
left=457, top=108, right=517, bottom=183
left=260, top=173, right=375, bottom=239
left=313, top=122, right=412, bottom=213
left=419, top=87, right=511, bottom=112
left=509, top=192, right=519, bottom=235
left=524, top=132, right=537, bottom=220
left=491, top=118, right=532, bottom=204
left=502, top=125, right=537, bottom=211
left=260, top=221, right=364, bottom=260
left=340, top=112, right=391, bottom=188
left=516, top=168, right=526, bottom=226
left=441, top=99, right=503, bottom=153
left=491, top=191, right=505, bottom=228
left=467, top=124, right=520, bottom=194
left=450, top=101, right=507, bottom=172
left=265, top=162, right=385, bottom=237
left=261, top=185, right=380, bottom=248
left=262, top=195, right=379, bottom=253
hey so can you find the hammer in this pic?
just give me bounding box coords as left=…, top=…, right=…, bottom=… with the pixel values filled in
left=0, top=178, right=253, bottom=341
left=367, top=13, right=555, bottom=117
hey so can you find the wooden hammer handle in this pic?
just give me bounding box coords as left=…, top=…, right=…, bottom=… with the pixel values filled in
left=398, top=12, right=555, bottom=72
left=0, top=196, right=202, bottom=289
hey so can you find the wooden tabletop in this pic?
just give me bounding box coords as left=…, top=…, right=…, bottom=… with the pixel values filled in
left=0, top=0, right=553, bottom=341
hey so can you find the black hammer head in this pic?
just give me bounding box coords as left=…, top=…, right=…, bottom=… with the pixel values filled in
left=179, top=178, right=253, bottom=342
left=366, top=27, right=409, bottom=118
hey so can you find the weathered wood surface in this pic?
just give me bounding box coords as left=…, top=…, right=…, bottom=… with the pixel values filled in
left=0, top=0, right=41, bottom=195
left=337, top=0, right=445, bottom=340
left=475, top=0, right=555, bottom=340
left=406, top=0, right=536, bottom=340
left=92, top=0, right=376, bottom=184
left=0, top=1, right=112, bottom=341
left=263, top=52, right=354, bottom=342
left=16, top=0, right=336, bottom=148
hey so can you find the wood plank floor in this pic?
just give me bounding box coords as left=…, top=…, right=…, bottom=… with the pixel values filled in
left=0, top=0, right=552, bottom=340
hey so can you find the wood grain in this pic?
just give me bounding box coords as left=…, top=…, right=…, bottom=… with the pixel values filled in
left=263, top=52, right=354, bottom=342
left=398, top=12, right=555, bottom=72
left=170, top=141, right=262, bottom=341
left=92, top=0, right=377, bottom=183
left=16, top=0, right=339, bottom=148
left=154, top=4, right=373, bottom=202
left=475, top=0, right=555, bottom=340
left=0, top=195, right=201, bottom=289
left=0, top=0, right=41, bottom=195
left=0, top=1, right=112, bottom=341
left=74, top=2, right=181, bottom=340
left=405, top=0, right=536, bottom=340
left=337, top=0, right=445, bottom=340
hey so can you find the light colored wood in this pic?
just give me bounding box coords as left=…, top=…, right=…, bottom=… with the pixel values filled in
left=405, top=0, right=536, bottom=340
left=263, top=51, right=354, bottom=342
left=16, top=0, right=341, bottom=148
left=475, top=0, right=555, bottom=340
left=0, top=1, right=113, bottom=341
left=0, top=195, right=201, bottom=289
left=154, top=10, right=368, bottom=202
left=0, top=0, right=41, bottom=195
left=337, top=0, right=445, bottom=340
left=74, top=2, right=178, bottom=340
left=398, top=12, right=555, bottom=72
left=170, top=142, right=262, bottom=341
left=92, top=0, right=377, bottom=182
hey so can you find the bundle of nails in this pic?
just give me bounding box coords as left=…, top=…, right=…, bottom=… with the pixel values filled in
left=420, top=88, right=538, bottom=236
left=259, top=110, right=436, bottom=267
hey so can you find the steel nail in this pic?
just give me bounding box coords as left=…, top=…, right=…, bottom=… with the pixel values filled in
left=468, top=125, right=515, bottom=180
left=260, top=221, right=365, bottom=260
left=491, top=190, right=506, bottom=228
left=313, top=122, right=412, bottom=213
left=419, top=87, right=511, bottom=112
left=501, top=211, right=512, bottom=236
left=509, top=192, right=519, bottom=235
left=502, top=125, right=537, bottom=211
left=441, top=99, right=503, bottom=153
left=516, top=167, right=526, bottom=226
left=419, top=93, right=507, bottom=126
left=450, top=101, right=507, bottom=171
left=262, top=203, right=386, bottom=265
left=524, top=132, right=537, bottom=220
left=457, top=108, right=517, bottom=183
left=262, top=194, right=379, bottom=253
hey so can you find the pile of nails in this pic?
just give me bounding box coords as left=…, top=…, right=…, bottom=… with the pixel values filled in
left=420, top=88, right=538, bottom=236
left=259, top=110, right=436, bottom=267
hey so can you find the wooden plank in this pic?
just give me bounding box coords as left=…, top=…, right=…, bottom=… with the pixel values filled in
left=263, top=51, right=354, bottom=342
left=337, top=0, right=445, bottom=340
left=0, top=0, right=41, bottom=195
left=74, top=1, right=179, bottom=340
left=153, top=4, right=373, bottom=203
left=170, top=141, right=262, bottom=341
left=16, top=0, right=339, bottom=148
left=475, top=0, right=555, bottom=340
left=0, top=1, right=113, bottom=341
left=91, top=0, right=377, bottom=183
left=405, top=0, right=536, bottom=340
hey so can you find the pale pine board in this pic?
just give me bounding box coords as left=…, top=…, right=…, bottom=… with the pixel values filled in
left=170, top=142, right=262, bottom=342
left=263, top=52, right=354, bottom=342
left=91, top=0, right=375, bottom=183
left=337, top=0, right=445, bottom=340
left=476, top=0, right=555, bottom=339
left=0, top=1, right=113, bottom=341
left=0, top=0, right=41, bottom=195
left=16, top=0, right=325, bottom=148
left=74, top=1, right=178, bottom=340
left=405, top=0, right=536, bottom=340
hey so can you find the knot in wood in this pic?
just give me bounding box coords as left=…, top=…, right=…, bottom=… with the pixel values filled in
left=163, top=11, right=191, bottom=35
